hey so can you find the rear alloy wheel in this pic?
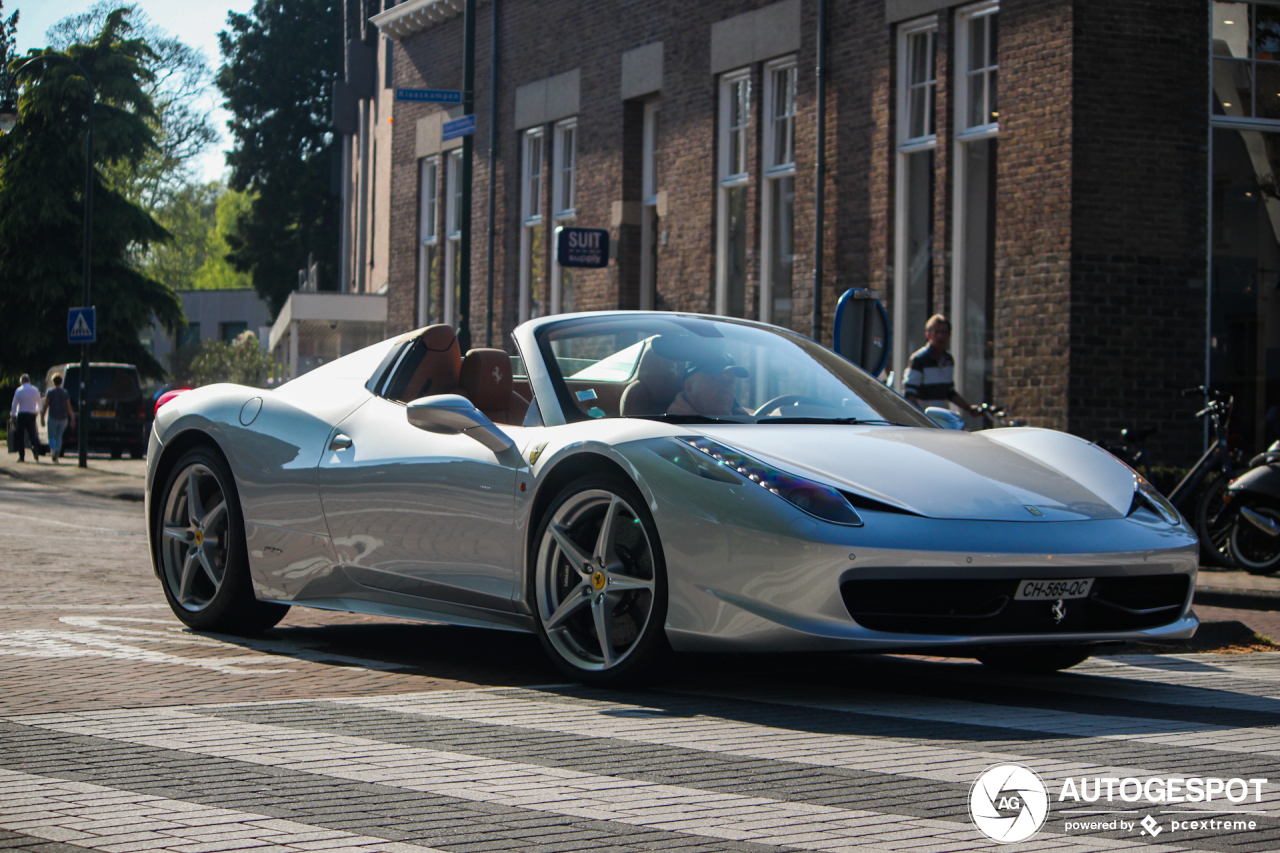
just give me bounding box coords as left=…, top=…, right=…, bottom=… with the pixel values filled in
left=1195, top=474, right=1236, bottom=568
left=532, top=475, right=668, bottom=685
left=976, top=644, right=1092, bottom=674
left=156, top=447, right=288, bottom=633
left=1230, top=501, right=1280, bottom=576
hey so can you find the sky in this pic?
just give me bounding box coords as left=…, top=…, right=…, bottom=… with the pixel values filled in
left=12, top=0, right=256, bottom=182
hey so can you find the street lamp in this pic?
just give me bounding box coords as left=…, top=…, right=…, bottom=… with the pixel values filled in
left=0, top=54, right=96, bottom=468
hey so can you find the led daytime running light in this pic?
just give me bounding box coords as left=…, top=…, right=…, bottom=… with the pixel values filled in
left=679, top=436, right=863, bottom=526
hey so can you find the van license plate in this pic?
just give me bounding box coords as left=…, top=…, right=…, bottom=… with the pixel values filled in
left=1014, top=579, right=1094, bottom=600
left=92, top=410, right=115, bottom=418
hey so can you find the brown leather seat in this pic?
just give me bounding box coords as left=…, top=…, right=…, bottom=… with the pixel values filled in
left=458, top=348, right=529, bottom=426
left=620, top=345, right=685, bottom=416
left=398, top=324, right=462, bottom=402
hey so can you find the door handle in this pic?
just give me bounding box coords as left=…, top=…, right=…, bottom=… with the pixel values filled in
left=329, top=433, right=353, bottom=451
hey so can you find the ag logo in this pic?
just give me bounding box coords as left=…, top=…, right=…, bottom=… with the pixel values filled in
left=969, top=763, right=1049, bottom=843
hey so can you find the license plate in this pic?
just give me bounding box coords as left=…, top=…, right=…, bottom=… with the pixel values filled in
left=1014, top=578, right=1094, bottom=601
left=92, top=410, right=115, bottom=418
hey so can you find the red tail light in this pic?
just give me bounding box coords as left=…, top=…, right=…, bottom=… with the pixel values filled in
left=155, top=388, right=192, bottom=416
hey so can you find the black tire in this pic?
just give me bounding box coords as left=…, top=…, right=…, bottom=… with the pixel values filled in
left=129, top=447, right=145, bottom=460
left=110, top=447, right=123, bottom=459
left=1230, top=500, right=1280, bottom=576
left=976, top=644, right=1092, bottom=674
left=529, top=473, right=670, bottom=686
left=154, top=446, right=289, bottom=633
left=1194, top=474, right=1236, bottom=568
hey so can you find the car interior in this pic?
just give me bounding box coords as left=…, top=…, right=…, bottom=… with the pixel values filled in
left=376, top=324, right=530, bottom=426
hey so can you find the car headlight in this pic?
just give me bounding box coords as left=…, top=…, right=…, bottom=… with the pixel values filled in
left=674, top=436, right=863, bottom=527
left=1131, top=475, right=1181, bottom=525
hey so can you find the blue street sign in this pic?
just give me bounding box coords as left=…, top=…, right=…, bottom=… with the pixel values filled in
left=67, top=307, right=96, bottom=344
left=442, top=113, right=477, bottom=141
left=556, top=227, right=610, bottom=269
left=395, top=88, right=462, bottom=104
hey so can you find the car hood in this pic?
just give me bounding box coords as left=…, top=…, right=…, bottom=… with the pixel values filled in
left=687, top=425, right=1135, bottom=522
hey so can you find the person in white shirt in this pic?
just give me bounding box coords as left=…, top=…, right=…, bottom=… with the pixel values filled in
left=9, top=374, right=42, bottom=463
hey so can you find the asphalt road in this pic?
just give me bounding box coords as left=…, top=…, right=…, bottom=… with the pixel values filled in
left=3, top=475, right=1280, bottom=852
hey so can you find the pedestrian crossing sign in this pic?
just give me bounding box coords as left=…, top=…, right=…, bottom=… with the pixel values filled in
left=68, top=307, right=96, bottom=344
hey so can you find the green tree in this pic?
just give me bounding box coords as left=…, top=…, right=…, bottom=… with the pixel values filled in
left=217, top=0, right=342, bottom=315
left=185, top=330, right=272, bottom=387
left=0, top=8, right=182, bottom=383
left=141, top=180, right=252, bottom=292
left=47, top=2, right=218, bottom=207
left=192, top=185, right=252, bottom=289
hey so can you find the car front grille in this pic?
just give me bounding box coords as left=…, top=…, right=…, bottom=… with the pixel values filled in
left=840, top=574, right=1190, bottom=636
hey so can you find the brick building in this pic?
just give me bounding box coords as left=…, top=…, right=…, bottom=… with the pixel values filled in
left=339, top=0, right=1271, bottom=461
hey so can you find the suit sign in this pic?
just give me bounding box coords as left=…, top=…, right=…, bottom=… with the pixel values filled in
left=555, top=227, right=609, bottom=269
left=67, top=307, right=96, bottom=344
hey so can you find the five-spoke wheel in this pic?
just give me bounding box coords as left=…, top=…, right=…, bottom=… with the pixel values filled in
left=155, top=447, right=288, bottom=633
left=532, top=475, right=668, bottom=684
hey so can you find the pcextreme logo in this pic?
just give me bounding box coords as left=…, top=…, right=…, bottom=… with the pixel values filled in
left=969, top=764, right=1050, bottom=843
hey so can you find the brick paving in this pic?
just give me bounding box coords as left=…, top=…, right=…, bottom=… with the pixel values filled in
left=4, top=475, right=1280, bottom=851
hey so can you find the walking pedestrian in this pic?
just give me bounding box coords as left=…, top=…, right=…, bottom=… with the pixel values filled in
left=903, top=315, right=980, bottom=415
left=41, top=373, right=74, bottom=463
left=9, top=374, right=42, bottom=463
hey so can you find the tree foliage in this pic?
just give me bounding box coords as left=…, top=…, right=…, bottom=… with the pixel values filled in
left=47, top=2, right=218, bottom=207
left=217, top=0, right=342, bottom=315
left=141, top=180, right=253, bottom=292
left=0, top=7, right=182, bottom=383
left=185, top=330, right=272, bottom=387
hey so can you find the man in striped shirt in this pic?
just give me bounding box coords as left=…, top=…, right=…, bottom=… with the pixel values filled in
left=903, top=314, right=979, bottom=415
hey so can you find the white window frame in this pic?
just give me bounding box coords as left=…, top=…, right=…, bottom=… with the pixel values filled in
left=444, top=148, right=463, bottom=327
left=417, top=156, right=439, bottom=328
left=716, top=69, right=752, bottom=317
left=551, top=118, right=577, bottom=313
left=955, top=1, right=999, bottom=141
left=640, top=100, right=660, bottom=310
left=552, top=118, right=576, bottom=219
left=760, top=57, right=797, bottom=324
left=892, top=17, right=938, bottom=386
left=519, top=127, right=545, bottom=322
left=951, top=1, right=999, bottom=404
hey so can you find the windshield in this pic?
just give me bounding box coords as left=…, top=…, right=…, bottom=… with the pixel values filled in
left=63, top=367, right=142, bottom=404
left=534, top=315, right=933, bottom=427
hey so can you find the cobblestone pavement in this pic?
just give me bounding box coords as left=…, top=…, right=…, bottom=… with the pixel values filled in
left=4, top=476, right=1280, bottom=852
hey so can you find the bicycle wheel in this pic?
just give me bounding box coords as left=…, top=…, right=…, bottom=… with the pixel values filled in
left=1194, top=473, right=1236, bottom=568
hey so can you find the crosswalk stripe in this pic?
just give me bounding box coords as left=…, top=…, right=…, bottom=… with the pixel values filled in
left=0, top=767, right=447, bottom=853
left=6, top=706, right=1179, bottom=853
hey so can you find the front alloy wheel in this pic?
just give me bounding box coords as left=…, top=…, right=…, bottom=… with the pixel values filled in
left=533, top=477, right=668, bottom=683
left=161, top=461, right=230, bottom=611
left=155, top=447, right=288, bottom=633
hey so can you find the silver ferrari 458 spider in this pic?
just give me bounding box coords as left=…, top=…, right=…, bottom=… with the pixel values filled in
left=146, top=311, right=1198, bottom=684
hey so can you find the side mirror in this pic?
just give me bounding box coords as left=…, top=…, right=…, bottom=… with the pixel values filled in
left=925, top=406, right=966, bottom=430
left=832, top=288, right=890, bottom=377
left=406, top=394, right=514, bottom=453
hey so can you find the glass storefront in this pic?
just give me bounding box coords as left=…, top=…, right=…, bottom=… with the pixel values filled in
left=1212, top=1, right=1280, bottom=451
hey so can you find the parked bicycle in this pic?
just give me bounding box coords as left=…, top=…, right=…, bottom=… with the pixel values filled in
left=1163, top=388, right=1237, bottom=567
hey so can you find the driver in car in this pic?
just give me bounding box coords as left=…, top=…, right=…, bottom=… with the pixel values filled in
left=666, top=352, right=749, bottom=417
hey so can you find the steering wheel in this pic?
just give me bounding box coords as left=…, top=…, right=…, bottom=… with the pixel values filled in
left=753, top=395, right=841, bottom=418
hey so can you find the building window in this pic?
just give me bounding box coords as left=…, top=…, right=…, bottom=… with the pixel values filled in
left=1213, top=2, right=1280, bottom=121
left=717, top=70, right=752, bottom=318
left=893, top=20, right=937, bottom=384
left=761, top=58, right=797, bottom=328
left=552, top=118, right=577, bottom=313
left=952, top=2, right=999, bottom=410
left=418, top=156, right=439, bottom=327
left=520, top=127, right=546, bottom=321
left=220, top=321, right=249, bottom=344
left=641, top=101, right=660, bottom=310
left=445, top=149, right=463, bottom=327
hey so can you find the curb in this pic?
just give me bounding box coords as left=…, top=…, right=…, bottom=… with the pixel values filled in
left=0, top=464, right=145, bottom=502
left=1194, top=586, right=1280, bottom=613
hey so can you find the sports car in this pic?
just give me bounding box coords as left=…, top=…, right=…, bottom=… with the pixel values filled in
left=146, top=311, right=1198, bottom=684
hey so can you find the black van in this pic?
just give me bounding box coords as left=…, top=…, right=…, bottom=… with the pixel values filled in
left=44, top=363, right=148, bottom=459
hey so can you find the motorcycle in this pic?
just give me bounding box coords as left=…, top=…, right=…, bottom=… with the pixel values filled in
left=1226, top=441, right=1280, bottom=575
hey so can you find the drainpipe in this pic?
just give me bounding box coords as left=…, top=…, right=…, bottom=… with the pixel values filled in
left=485, top=0, right=499, bottom=346
left=812, top=0, right=828, bottom=343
